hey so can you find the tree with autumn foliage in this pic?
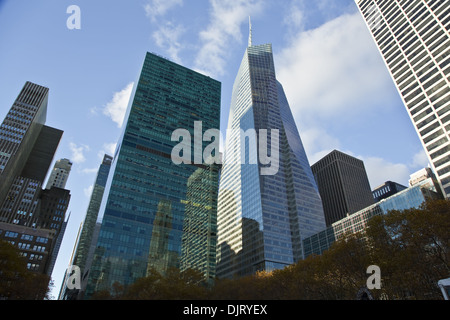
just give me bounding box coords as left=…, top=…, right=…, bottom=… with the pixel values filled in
left=0, top=241, right=52, bottom=300
left=89, top=199, right=449, bottom=300
left=364, top=199, right=449, bottom=299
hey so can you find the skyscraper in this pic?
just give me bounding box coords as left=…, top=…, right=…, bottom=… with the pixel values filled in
left=0, top=82, right=64, bottom=228
left=0, top=81, right=50, bottom=207
left=216, top=27, right=326, bottom=279
left=73, top=154, right=112, bottom=277
left=84, top=52, right=221, bottom=297
left=60, top=154, right=113, bottom=300
left=180, top=163, right=220, bottom=283
left=46, top=158, right=73, bottom=189
left=355, top=0, right=450, bottom=197
left=311, top=150, right=375, bottom=226
left=0, top=81, right=70, bottom=280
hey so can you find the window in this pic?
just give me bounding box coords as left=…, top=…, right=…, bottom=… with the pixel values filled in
left=5, top=231, right=18, bottom=238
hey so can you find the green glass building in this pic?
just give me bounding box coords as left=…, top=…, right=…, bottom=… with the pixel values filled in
left=85, top=52, right=221, bottom=297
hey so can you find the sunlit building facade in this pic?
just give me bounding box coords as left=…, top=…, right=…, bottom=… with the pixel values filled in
left=0, top=82, right=49, bottom=208
left=180, top=163, right=220, bottom=283
left=45, top=158, right=72, bottom=190
left=355, top=0, right=450, bottom=197
left=216, top=37, right=326, bottom=279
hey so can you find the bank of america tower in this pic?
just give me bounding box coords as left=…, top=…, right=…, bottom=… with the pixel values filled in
left=216, top=25, right=326, bottom=279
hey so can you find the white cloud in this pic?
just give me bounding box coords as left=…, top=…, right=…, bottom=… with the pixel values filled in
left=276, top=12, right=398, bottom=125
left=284, top=5, right=305, bottom=32
left=273, top=10, right=418, bottom=191
left=144, top=0, right=185, bottom=64
left=103, top=82, right=134, bottom=128
left=69, top=142, right=89, bottom=164
left=144, top=0, right=183, bottom=21
left=194, top=0, right=265, bottom=77
left=351, top=149, right=430, bottom=190
left=81, top=168, right=99, bottom=175
left=302, top=127, right=341, bottom=165
left=84, top=185, right=94, bottom=198
left=360, top=156, right=411, bottom=189
left=153, top=22, right=186, bottom=64
left=411, top=149, right=430, bottom=169
left=98, top=142, right=117, bottom=159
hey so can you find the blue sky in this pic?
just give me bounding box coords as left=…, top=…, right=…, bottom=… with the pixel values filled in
left=0, top=0, right=429, bottom=299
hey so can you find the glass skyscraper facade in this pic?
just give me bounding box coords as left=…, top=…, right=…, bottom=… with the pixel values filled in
left=84, top=52, right=221, bottom=297
left=60, top=154, right=113, bottom=300
left=180, top=163, right=220, bottom=283
left=355, top=0, right=450, bottom=197
left=216, top=39, right=326, bottom=279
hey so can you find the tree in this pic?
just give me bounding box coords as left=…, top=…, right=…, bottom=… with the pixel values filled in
left=0, top=241, right=51, bottom=300
left=87, top=199, right=450, bottom=300
left=365, top=199, right=450, bottom=299
left=120, top=268, right=209, bottom=300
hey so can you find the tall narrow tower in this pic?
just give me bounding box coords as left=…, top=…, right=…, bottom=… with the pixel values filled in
left=46, top=158, right=73, bottom=189
left=355, top=0, right=450, bottom=197
left=216, top=26, right=326, bottom=279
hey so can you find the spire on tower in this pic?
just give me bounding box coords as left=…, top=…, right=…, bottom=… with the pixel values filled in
left=248, top=16, right=252, bottom=47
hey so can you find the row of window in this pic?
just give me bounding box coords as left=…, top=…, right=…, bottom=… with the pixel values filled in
left=2, top=230, right=49, bottom=243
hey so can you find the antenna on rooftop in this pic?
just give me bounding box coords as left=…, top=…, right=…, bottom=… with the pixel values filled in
left=248, top=16, right=253, bottom=47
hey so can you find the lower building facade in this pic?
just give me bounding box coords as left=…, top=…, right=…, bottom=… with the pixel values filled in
left=303, top=173, right=443, bottom=258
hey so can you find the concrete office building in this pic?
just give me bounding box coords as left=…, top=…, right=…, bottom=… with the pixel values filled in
left=355, top=0, right=450, bottom=197
left=46, top=158, right=73, bottom=190
left=311, top=150, right=375, bottom=226
left=0, top=81, right=70, bottom=278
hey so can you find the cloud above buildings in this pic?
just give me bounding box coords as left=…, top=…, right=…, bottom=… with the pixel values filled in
left=358, top=150, right=429, bottom=189
left=275, top=10, right=421, bottom=187
left=98, top=142, right=117, bottom=159
left=144, top=0, right=183, bottom=21
left=144, top=0, right=186, bottom=64
left=194, top=0, right=265, bottom=77
left=152, top=22, right=186, bottom=64
left=102, top=82, right=134, bottom=128
left=137, top=0, right=427, bottom=188
left=69, top=142, right=90, bottom=164
left=276, top=12, right=397, bottom=123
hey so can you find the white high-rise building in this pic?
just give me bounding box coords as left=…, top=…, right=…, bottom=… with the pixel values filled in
left=46, top=158, right=72, bottom=189
left=355, top=0, right=450, bottom=197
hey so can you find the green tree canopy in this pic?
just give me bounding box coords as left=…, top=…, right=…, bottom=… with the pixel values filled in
left=0, top=240, right=51, bottom=300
